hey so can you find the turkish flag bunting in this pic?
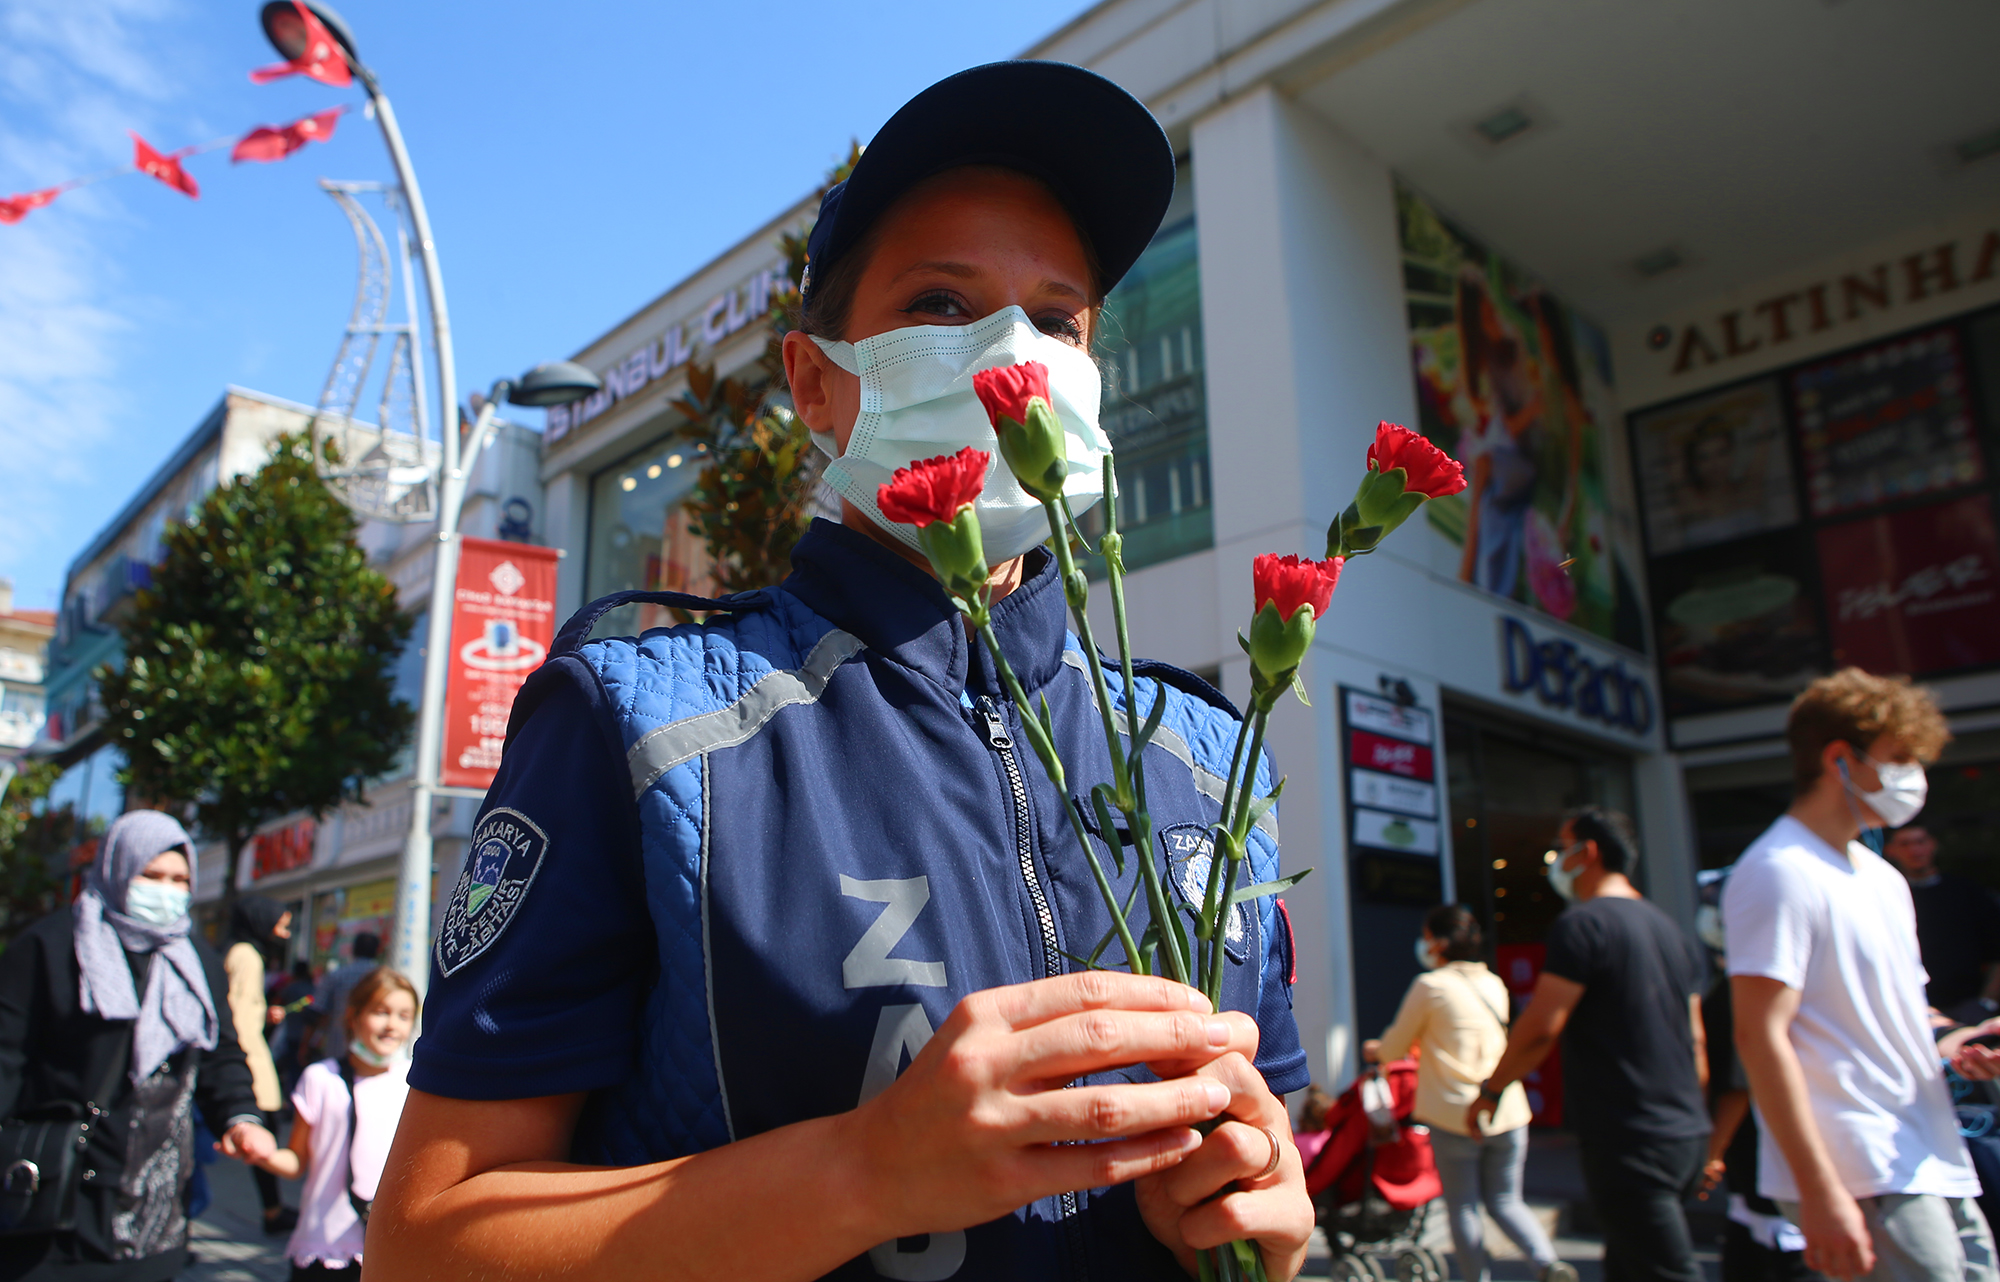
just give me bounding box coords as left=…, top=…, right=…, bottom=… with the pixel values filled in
left=0, top=186, right=63, bottom=225
left=132, top=133, right=199, bottom=199
left=232, top=108, right=344, bottom=163
left=248, top=2, right=353, bottom=87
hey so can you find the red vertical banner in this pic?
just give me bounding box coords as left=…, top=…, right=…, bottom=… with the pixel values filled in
left=442, top=538, right=559, bottom=789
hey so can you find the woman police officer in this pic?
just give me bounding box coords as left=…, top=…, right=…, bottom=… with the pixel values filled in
left=371, top=61, right=1314, bottom=1281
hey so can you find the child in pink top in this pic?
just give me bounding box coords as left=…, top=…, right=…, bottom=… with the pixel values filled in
left=252, top=966, right=419, bottom=1279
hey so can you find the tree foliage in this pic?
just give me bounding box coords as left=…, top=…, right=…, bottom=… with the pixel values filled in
left=98, top=434, right=415, bottom=890
left=666, top=145, right=862, bottom=606
left=0, top=760, right=77, bottom=946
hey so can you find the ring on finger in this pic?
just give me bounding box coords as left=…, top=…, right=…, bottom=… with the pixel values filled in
left=1256, top=1125, right=1282, bottom=1180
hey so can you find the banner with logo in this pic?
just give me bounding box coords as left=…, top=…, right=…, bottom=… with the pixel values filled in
left=442, top=538, right=559, bottom=789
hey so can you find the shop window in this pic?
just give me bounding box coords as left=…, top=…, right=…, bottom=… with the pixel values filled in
left=310, top=876, right=397, bottom=974
left=585, top=436, right=707, bottom=638
left=1630, top=304, right=2000, bottom=721
left=1083, top=168, right=1211, bottom=575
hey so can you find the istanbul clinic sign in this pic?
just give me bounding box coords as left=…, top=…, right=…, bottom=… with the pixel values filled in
left=545, top=261, right=790, bottom=444
left=442, top=538, right=559, bottom=789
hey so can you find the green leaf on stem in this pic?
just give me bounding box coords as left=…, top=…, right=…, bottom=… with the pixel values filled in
left=1131, top=682, right=1170, bottom=756
left=1291, top=669, right=1312, bottom=706
left=1244, top=778, right=1285, bottom=832
left=1061, top=949, right=1114, bottom=973
left=1227, top=869, right=1313, bottom=902
left=1090, top=786, right=1126, bottom=876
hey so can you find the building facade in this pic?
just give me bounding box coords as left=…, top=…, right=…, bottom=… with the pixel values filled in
left=534, top=0, right=2000, bottom=1098
left=0, top=581, right=55, bottom=761
left=37, top=387, right=549, bottom=971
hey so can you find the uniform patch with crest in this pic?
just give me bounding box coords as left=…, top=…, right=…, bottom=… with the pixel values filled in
left=1159, top=822, right=1249, bottom=963
left=437, top=807, right=548, bottom=976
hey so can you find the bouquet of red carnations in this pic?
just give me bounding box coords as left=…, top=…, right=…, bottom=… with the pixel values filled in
left=877, top=363, right=1465, bottom=1281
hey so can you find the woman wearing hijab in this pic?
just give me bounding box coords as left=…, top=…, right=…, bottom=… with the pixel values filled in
left=224, top=895, right=296, bottom=1234
left=0, top=810, right=276, bottom=1281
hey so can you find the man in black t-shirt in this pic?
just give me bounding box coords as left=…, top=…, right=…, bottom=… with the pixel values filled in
left=1884, top=825, right=2000, bottom=1020
left=1471, top=807, right=1712, bottom=1282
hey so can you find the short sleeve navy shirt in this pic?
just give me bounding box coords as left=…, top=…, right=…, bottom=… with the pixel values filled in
left=410, top=656, right=654, bottom=1100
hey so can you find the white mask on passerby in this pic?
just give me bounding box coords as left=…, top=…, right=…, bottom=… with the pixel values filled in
left=125, top=879, right=191, bottom=927
left=1414, top=935, right=1440, bottom=970
left=808, top=305, right=1111, bottom=560
left=1840, top=754, right=1927, bottom=829
left=1546, top=842, right=1586, bottom=902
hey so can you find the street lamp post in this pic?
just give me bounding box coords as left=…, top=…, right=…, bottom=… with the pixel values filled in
left=261, top=3, right=601, bottom=993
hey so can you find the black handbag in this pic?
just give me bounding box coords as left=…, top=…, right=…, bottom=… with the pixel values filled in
left=0, top=1027, right=132, bottom=1236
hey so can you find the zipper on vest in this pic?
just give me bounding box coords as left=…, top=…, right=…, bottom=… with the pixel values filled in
left=977, top=696, right=1060, bottom=979
left=975, top=694, right=1086, bottom=1268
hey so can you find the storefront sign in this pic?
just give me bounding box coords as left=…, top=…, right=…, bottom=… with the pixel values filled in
left=1499, top=616, right=1655, bottom=736
left=546, top=262, right=789, bottom=444
left=1341, top=687, right=1444, bottom=905
left=1632, top=212, right=2000, bottom=399
left=442, top=538, right=560, bottom=789
left=1815, top=493, right=2000, bottom=675
left=251, top=818, right=317, bottom=881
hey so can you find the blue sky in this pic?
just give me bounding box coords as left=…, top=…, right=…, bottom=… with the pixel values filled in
left=0, top=0, right=1093, bottom=610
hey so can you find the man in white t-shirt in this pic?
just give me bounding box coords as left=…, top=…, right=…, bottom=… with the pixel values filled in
left=1725, top=669, right=2000, bottom=1282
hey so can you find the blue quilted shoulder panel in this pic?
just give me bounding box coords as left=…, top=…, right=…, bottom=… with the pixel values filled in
left=1077, top=639, right=1284, bottom=1010
left=573, top=592, right=835, bottom=1162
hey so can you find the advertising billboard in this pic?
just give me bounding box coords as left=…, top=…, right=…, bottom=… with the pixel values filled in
left=442, top=538, right=559, bottom=789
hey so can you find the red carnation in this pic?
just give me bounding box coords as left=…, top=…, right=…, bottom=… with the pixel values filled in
left=877, top=447, right=989, bottom=528
left=1253, top=554, right=1342, bottom=622
left=972, top=362, right=1051, bottom=428
left=1367, top=422, right=1465, bottom=498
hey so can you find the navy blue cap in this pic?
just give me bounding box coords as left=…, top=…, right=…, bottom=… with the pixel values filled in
left=800, top=60, right=1175, bottom=305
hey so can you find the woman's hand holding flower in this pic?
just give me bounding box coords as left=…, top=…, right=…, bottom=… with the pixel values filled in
left=842, top=973, right=1249, bottom=1245
left=1136, top=1019, right=1315, bottom=1281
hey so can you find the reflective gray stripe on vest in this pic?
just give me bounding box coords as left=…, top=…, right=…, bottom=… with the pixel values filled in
left=1058, top=652, right=1278, bottom=842
left=627, top=629, right=867, bottom=798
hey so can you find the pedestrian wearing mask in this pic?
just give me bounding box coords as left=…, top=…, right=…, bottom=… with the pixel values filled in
left=223, top=896, right=296, bottom=1235
left=0, top=810, right=276, bottom=1282
left=250, top=967, right=418, bottom=1280
left=1367, top=905, right=1571, bottom=1282
left=1725, top=669, right=1999, bottom=1282
left=1470, top=807, right=1712, bottom=1282
left=368, top=60, right=1313, bottom=1282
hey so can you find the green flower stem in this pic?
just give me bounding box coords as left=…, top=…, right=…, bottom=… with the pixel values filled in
left=971, top=608, right=1145, bottom=977
left=1041, top=498, right=1131, bottom=799
left=1208, top=702, right=1270, bottom=1008
left=1080, top=473, right=1187, bottom=986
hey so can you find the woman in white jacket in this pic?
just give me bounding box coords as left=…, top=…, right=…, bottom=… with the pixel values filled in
left=1366, top=905, right=1572, bottom=1282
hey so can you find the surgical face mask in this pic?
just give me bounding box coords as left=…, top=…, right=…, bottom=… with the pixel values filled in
left=125, top=879, right=190, bottom=927
left=1545, top=843, right=1586, bottom=902
left=349, top=1040, right=391, bottom=1069
left=809, top=306, right=1112, bottom=561
left=1414, top=936, right=1439, bottom=970
left=1841, top=755, right=1928, bottom=830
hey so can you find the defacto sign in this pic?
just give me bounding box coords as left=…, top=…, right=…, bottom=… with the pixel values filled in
left=442, top=538, right=560, bottom=789
left=1499, top=616, right=1655, bottom=737
left=546, top=261, right=790, bottom=444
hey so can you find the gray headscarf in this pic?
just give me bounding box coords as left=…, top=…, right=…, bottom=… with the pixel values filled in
left=72, top=811, right=219, bottom=1082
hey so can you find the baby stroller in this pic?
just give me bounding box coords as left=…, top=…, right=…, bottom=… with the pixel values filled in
left=1301, top=1059, right=1446, bottom=1282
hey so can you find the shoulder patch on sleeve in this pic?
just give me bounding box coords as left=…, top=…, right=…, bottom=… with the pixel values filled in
left=437, top=807, right=550, bottom=977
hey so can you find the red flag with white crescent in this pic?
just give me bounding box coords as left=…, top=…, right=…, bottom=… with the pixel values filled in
left=248, top=2, right=353, bottom=87
left=131, top=134, right=199, bottom=198
left=0, top=186, right=64, bottom=225
left=231, top=107, right=344, bottom=163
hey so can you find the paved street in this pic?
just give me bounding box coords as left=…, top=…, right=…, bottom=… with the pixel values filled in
left=186, top=1145, right=298, bottom=1282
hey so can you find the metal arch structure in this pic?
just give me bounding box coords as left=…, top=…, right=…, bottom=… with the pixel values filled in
left=309, top=180, right=438, bottom=524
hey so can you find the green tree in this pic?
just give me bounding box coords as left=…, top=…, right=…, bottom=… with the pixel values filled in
left=0, top=759, right=78, bottom=946
left=99, top=434, right=415, bottom=910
